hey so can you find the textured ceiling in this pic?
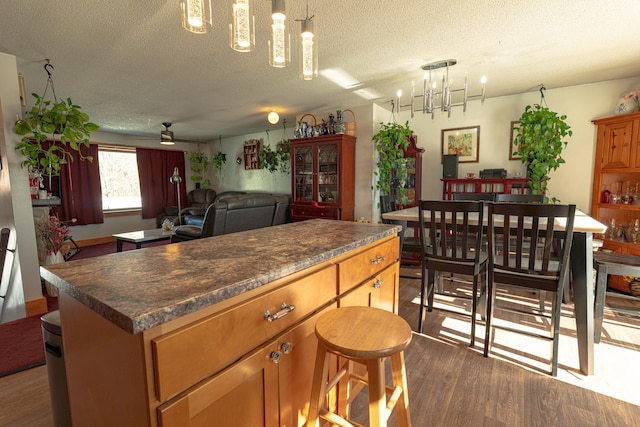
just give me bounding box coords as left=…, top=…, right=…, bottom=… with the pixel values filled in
left=1, top=0, right=640, bottom=143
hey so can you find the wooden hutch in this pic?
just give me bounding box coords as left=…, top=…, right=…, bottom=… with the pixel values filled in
left=591, top=111, right=640, bottom=293
left=290, top=134, right=356, bottom=222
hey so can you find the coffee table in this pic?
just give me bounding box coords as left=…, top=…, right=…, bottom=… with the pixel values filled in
left=113, top=228, right=173, bottom=252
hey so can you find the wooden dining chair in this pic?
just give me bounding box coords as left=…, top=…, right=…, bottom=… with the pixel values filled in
left=381, top=195, right=421, bottom=276
left=418, top=200, right=488, bottom=347
left=484, top=202, right=576, bottom=376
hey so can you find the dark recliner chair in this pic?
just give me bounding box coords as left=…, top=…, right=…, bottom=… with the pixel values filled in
left=156, top=188, right=217, bottom=227
left=182, top=190, right=246, bottom=226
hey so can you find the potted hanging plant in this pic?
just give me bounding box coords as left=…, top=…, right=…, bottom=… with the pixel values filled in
left=372, top=121, right=412, bottom=205
left=259, top=139, right=291, bottom=174
left=513, top=103, right=572, bottom=203
left=15, top=93, right=99, bottom=177
left=211, top=151, right=227, bottom=179
left=189, top=151, right=211, bottom=188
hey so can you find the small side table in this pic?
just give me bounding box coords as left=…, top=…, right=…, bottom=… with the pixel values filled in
left=113, top=229, right=173, bottom=252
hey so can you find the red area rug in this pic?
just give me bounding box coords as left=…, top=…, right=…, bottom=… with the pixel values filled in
left=0, top=297, right=58, bottom=378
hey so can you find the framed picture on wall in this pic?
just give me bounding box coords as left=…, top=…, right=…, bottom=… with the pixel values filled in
left=509, top=120, right=521, bottom=160
left=441, top=126, right=480, bottom=163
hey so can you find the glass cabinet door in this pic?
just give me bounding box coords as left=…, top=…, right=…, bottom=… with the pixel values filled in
left=293, top=145, right=314, bottom=202
left=317, top=143, right=339, bottom=204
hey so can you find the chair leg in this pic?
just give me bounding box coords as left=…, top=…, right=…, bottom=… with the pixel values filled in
left=390, top=351, right=411, bottom=427
left=418, top=263, right=428, bottom=333
left=427, top=269, right=436, bottom=312
left=470, top=274, right=479, bottom=347
left=483, top=278, right=496, bottom=358
left=539, top=290, right=546, bottom=313
left=550, top=288, right=563, bottom=377
left=593, top=267, right=608, bottom=344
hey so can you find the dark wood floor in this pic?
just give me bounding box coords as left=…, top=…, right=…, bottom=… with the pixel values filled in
left=1, top=268, right=639, bottom=426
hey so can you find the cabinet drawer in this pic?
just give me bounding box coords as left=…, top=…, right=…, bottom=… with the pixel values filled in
left=152, top=265, right=337, bottom=402
left=338, top=237, right=399, bottom=293
left=290, top=204, right=341, bottom=220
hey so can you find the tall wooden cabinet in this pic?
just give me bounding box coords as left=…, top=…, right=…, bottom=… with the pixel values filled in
left=290, top=134, right=356, bottom=222
left=591, top=111, right=640, bottom=293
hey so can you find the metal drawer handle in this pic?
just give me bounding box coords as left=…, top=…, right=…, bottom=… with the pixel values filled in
left=373, top=279, right=383, bottom=289
left=280, top=342, right=292, bottom=354
left=264, top=302, right=296, bottom=322
left=370, top=255, right=386, bottom=264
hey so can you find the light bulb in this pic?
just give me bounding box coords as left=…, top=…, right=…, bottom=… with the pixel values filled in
left=268, top=111, right=280, bottom=124
left=233, top=0, right=250, bottom=48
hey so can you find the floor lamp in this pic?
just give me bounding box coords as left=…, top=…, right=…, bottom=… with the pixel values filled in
left=170, top=167, right=182, bottom=225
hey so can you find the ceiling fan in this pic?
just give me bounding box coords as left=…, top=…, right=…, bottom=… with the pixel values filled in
left=160, top=122, right=175, bottom=145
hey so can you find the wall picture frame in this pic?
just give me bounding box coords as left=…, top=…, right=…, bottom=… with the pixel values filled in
left=509, top=120, right=521, bottom=160
left=441, top=126, right=480, bottom=163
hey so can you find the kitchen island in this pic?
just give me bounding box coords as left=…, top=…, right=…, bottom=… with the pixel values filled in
left=41, top=219, right=401, bottom=426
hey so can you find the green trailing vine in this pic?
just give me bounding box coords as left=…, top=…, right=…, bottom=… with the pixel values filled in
left=259, top=139, right=291, bottom=174
left=513, top=100, right=572, bottom=203
left=372, top=121, right=412, bottom=204
left=211, top=152, right=227, bottom=179
left=189, top=151, right=211, bottom=188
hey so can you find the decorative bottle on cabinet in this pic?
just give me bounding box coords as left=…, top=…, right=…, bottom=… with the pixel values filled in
left=591, top=111, right=640, bottom=293
left=290, top=134, right=356, bottom=221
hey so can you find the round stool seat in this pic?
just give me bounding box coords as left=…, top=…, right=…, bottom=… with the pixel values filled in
left=315, top=306, right=412, bottom=360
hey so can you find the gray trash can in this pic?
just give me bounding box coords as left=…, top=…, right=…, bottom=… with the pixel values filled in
left=41, top=310, right=71, bottom=427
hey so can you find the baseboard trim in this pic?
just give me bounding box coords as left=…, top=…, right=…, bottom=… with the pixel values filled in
left=25, top=298, right=48, bottom=317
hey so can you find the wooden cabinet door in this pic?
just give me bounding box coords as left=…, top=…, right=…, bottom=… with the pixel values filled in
left=277, top=304, right=336, bottom=427
left=599, top=120, right=635, bottom=169
left=157, top=341, right=280, bottom=427
left=339, top=263, right=399, bottom=313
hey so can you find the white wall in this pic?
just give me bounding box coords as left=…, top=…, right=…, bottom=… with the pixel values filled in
left=0, top=53, right=42, bottom=322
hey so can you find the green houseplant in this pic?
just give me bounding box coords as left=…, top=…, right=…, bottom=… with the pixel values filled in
left=372, top=121, right=412, bottom=205
left=15, top=93, right=99, bottom=177
left=189, top=151, right=211, bottom=188
left=513, top=103, right=572, bottom=203
left=211, top=151, right=227, bottom=179
left=259, top=139, right=291, bottom=174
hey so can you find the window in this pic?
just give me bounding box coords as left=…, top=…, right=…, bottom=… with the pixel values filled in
left=98, top=146, right=142, bottom=210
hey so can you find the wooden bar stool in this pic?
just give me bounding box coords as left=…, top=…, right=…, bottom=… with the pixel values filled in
left=306, top=306, right=412, bottom=427
left=593, top=251, right=640, bottom=343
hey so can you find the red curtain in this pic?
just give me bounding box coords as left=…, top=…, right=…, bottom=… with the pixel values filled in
left=42, top=141, right=104, bottom=225
left=136, top=148, right=187, bottom=220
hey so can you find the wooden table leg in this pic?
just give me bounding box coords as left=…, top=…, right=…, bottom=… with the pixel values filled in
left=570, top=231, right=595, bottom=376
left=116, top=239, right=123, bottom=252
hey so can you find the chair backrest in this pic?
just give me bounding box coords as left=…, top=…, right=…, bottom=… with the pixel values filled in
left=188, top=188, right=217, bottom=207
left=494, top=193, right=544, bottom=203
left=380, top=195, right=396, bottom=223
left=487, top=202, right=576, bottom=290
left=418, top=200, right=485, bottom=264
left=452, top=193, right=495, bottom=201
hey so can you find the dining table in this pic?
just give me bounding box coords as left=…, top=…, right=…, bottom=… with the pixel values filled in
left=382, top=206, right=608, bottom=376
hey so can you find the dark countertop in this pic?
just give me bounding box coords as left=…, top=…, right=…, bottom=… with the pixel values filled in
left=41, top=220, right=401, bottom=335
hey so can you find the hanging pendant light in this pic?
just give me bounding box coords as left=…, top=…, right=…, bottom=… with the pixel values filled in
left=180, top=0, right=212, bottom=34
left=229, top=0, right=255, bottom=52
left=298, top=8, right=317, bottom=80
left=269, top=0, right=290, bottom=68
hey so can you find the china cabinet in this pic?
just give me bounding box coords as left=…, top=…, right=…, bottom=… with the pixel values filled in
left=290, top=134, right=356, bottom=221
left=591, top=111, right=640, bottom=293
